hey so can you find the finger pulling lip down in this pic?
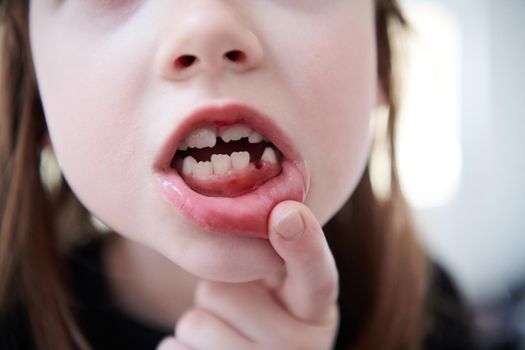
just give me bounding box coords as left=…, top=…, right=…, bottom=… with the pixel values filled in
left=154, top=103, right=308, bottom=238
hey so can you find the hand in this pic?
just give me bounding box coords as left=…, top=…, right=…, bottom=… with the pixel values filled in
left=157, top=200, right=340, bottom=350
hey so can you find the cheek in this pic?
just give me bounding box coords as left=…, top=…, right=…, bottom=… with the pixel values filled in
left=284, top=19, right=376, bottom=223
left=28, top=0, right=175, bottom=244
left=31, top=28, right=149, bottom=235
left=43, top=75, right=140, bottom=227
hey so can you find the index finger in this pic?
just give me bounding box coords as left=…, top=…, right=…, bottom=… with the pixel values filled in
left=268, top=201, right=339, bottom=325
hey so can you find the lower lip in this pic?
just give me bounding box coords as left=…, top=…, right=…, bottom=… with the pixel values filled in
left=155, top=159, right=306, bottom=238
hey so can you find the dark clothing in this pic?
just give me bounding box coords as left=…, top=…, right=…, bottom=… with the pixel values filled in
left=68, top=239, right=170, bottom=349
left=1, top=238, right=477, bottom=349
left=422, top=266, right=478, bottom=350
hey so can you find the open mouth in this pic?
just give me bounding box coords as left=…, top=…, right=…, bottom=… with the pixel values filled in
left=154, top=102, right=306, bottom=238
left=171, top=124, right=282, bottom=197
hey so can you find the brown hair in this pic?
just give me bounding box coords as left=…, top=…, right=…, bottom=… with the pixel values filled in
left=0, top=1, right=428, bottom=349
left=324, top=1, right=429, bottom=349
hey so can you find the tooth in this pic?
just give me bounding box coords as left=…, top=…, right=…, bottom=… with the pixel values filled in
left=220, top=125, right=251, bottom=143
left=193, top=161, right=213, bottom=179
left=185, top=128, right=217, bottom=149
left=261, top=147, right=277, bottom=164
left=248, top=131, right=264, bottom=144
left=182, top=156, right=197, bottom=176
left=231, top=151, right=250, bottom=170
left=211, top=154, right=231, bottom=175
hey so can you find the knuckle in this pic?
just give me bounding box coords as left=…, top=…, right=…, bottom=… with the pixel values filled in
left=312, top=274, right=339, bottom=305
left=290, top=237, right=332, bottom=269
left=272, top=306, right=340, bottom=350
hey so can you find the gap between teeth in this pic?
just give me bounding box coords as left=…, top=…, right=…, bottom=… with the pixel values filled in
left=182, top=148, right=277, bottom=179
left=179, top=124, right=267, bottom=151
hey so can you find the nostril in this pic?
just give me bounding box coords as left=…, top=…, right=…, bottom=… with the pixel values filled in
left=175, top=55, right=198, bottom=69
left=224, top=50, right=246, bottom=63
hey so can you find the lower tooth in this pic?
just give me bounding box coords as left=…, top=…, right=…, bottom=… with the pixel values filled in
left=182, top=149, right=273, bottom=181
left=193, top=161, right=213, bottom=179
left=182, top=156, right=197, bottom=176
left=231, top=151, right=250, bottom=170
left=261, top=147, right=277, bottom=164
left=211, top=154, right=231, bottom=175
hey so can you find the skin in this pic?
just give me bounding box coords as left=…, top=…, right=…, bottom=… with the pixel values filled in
left=30, top=1, right=379, bottom=348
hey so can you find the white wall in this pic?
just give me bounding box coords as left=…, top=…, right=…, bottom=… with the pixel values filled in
left=399, top=0, right=525, bottom=301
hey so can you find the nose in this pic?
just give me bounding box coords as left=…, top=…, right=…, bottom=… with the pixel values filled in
left=156, top=3, right=264, bottom=82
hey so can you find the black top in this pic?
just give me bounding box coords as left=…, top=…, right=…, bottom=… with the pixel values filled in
left=0, top=238, right=478, bottom=349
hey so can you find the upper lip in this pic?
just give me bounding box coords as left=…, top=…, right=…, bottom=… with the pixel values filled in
left=155, top=100, right=301, bottom=171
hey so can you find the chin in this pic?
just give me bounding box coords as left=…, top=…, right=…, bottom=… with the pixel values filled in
left=160, top=232, right=285, bottom=283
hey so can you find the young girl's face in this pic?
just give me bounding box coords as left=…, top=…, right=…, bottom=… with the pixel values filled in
left=30, top=1, right=378, bottom=281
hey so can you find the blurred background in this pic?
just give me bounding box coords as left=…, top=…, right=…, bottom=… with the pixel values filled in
left=395, top=0, right=525, bottom=348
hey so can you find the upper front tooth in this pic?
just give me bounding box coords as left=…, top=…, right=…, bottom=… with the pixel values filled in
left=220, top=125, right=251, bottom=143
left=185, top=127, right=217, bottom=149
left=248, top=131, right=264, bottom=144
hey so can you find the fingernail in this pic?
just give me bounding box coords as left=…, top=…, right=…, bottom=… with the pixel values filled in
left=275, top=209, right=304, bottom=240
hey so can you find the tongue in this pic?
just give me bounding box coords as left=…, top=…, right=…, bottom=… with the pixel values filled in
left=182, top=160, right=281, bottom=197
